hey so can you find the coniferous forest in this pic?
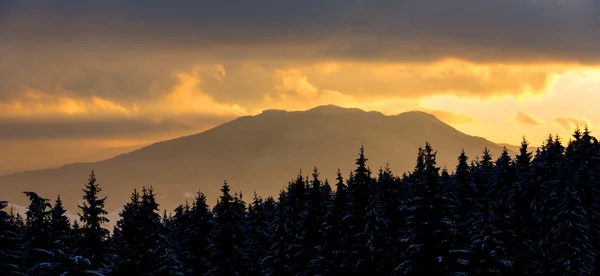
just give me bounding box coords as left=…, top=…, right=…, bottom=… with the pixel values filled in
left=3, top=127, right=600, bottom=275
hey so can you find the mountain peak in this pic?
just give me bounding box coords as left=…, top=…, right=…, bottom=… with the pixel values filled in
left=305, top=105, right=365, bottom=114
left=397, top=110, right=438, bottom=119
left=260, top=109, right=288, bottom=115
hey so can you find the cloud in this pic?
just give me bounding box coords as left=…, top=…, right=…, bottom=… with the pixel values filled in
left=299, top=60, right=563, bottom=99
left=2, top=1, right=600, bottom=63
left=160, top=69, right=249, bottom=117
left=423, top=109, right=476, bottom=125
left=515, top=111, right=545, bottom=126
left=0, top=89, right=136, bottom=118
left=553, top=116, right=593, bottom=130
left=0, top=0, right=598, bottom=144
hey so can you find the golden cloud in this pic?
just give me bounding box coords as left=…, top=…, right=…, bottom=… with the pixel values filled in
left=553, top=116, right=593, bottom=131
left=0, top=59, right=585, bottom=125
left=0, top=89, right=135, bottom=118
left=515, top=111, right=545, bottom=126
left=303, top=59, right=567, bottom=100
left=263, top=67, right=420, bottom=114
left=160, top=70, right=248, bottom=117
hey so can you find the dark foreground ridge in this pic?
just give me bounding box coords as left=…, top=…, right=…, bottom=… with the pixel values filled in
left=1, top=127, right=598, bottom=275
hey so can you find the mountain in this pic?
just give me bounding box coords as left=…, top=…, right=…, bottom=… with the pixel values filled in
left=0, top=105, right=517, bottom=214
left=0, top=144, right=147, bottom=177
left=51, top=144, right=149, bottom=168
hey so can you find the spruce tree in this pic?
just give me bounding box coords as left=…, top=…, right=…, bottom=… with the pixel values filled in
left=469, top=200, right=513, bottom=275
left=76, top=171, right=112, bottom=273
left=396, top=142, right=465, bottom=275
left=312, top=169, right=346, bottom=274
left=22, top=191, right=54, bottom=274
left=262, top=191, right=294, bottom=276
left=49, top=195, right=71, bottom=249
left=207, top=181, right=248, bottom=275
left=0, top=201, right=24, bottom=275
left=340, top=146, right=373, bottom=274
left=545, top=166, right=595, bottom=275
left=295, top=167, right=327, bottom=275
left=245, top=193, right=270, bottom=276
left=363, top=182, right=396, bottom=274
left=182, top=191, right=213, bottom=275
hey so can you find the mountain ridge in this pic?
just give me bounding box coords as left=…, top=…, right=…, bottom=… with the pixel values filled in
left=0, top=105, right=518, bottom=213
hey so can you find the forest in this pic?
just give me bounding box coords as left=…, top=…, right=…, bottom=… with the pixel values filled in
left=1, top=127, right=599, bottom=275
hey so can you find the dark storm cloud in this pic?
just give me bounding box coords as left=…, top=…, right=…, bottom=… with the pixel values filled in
left=0, top=116, right=234, bottom=140
left=1, top=0, right=599, bottom=63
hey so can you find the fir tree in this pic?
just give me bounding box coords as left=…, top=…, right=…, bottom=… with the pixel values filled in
left=397, top=142, right=466, bottom=275
left=545, top=168, right=595, bottom=275
left=262, top=191, right=294, bottom=276
left=0, top=201, right=24, bottom=275
left=340, top=146, right=373, bottom=274
left=312, top=169, right=346, bottom=274
left=295, top=167, right=327, bottom=275
left=245, top=193, right=270, bottom=276
left=181, top=191, right=213, bottom=275
left=469, top=200, right=513, bottom=275
left=207, top=181, right=248, bottom=275
left=22, top=191, right=54, bottom=274
left=49, top=195, right=71, bottom=249
left=75, top=171, right=112, bottom=273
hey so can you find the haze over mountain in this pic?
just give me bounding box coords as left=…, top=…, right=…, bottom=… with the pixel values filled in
left=0, top=105, right=517, bottom=214
left=0, top=144, right=148, bottom=177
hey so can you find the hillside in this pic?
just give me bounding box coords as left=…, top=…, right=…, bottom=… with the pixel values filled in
left=0, top=105, right=517, bottom=213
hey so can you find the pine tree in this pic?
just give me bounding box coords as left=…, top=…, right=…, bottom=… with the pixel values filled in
left=452, top=150, right=481, bottom=217
left=114, top=187, right=183, bottom=275
left=263, top=191, right=294, bottom=276
left=113, top=188, right=143, bottom=273
left=545, top=167, right=595, bottom=275
left=76, top=171, right=113, bottom=273
left=0, top=201, right=24, bottom=275
left=181, top=191, right=213, bottom=275
left=506, top=138, right=538, bottom=275
left=312, top=169, right=346, bottom=274
left=245, top=193, right=271, bottom=276
left=295, top=167, right=327, bottom=275
left=22, top=191, right=55, bottom=274
left=340, top=146, right=373, bottom=274
left=396, top=142, right=466, bottom=275
left=469, top=200, right=513, bottom=275
left=490, top=147, right=516, bottom=213
left=565, top=127, right=600, bottom=272
left=207, top=181, right=248, bottom=275
left=362, top=182, right=397, bottom=274
left=49, top=196, right=71, bottom=249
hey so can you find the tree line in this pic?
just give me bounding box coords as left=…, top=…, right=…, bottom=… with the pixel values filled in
left=1, top=127, right=600, bottom=275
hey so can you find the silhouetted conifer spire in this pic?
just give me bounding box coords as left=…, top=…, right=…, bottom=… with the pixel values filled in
left=182, top=190, right=213, bottom=275
left=76, top=171, right=112, bottom=271
left=207, top=181, right=248, bottom=275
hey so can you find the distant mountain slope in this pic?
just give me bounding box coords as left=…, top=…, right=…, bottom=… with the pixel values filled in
left=0, top=144, right=147, bottom=177
left=0, top=105, right=518, bottom=213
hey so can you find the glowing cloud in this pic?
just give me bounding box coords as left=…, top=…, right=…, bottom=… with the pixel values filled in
left=515, top=111, right=545, bottom=126
left=0, top=89, right=134, bottom=118
left=553, top=116, right=593, bottom=130
left=161, top=70, right=248, bottom=117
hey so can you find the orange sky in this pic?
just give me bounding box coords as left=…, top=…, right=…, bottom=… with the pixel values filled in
left=1, top=1, right=599, bottom=175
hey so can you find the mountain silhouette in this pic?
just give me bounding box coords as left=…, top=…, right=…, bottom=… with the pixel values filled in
left=0, top=105, right=517, bottom=213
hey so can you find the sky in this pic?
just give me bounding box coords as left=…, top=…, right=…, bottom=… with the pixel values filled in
left=1, top=0, right=600, bottom=174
